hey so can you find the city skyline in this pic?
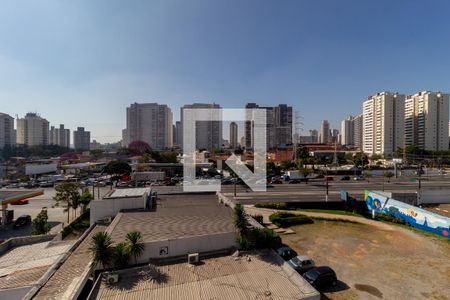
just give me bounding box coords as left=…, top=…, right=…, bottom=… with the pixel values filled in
left=2, top=1, right=450, bottom=142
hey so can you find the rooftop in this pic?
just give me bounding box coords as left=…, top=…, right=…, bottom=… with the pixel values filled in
left=107, top=194, right=234, bottom=243
left=0, top=240, right=72, bottom=291
left=104, top=188, right=150, bottom=199
left=89, top=249, right=320, bottom=300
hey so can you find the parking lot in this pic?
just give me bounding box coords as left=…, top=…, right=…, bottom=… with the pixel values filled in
left=282, top=219, right=450, bottom=300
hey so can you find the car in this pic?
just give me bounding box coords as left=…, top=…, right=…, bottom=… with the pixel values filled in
left=275, top=245, right=298, bottom=261
left=287, top=255, right=316, bottom=274
left=324, top=176, right=334, bottom=181
left=14, top=215, right=32, bottom=228
left=272, top=179, right=283, bottom=184
left=11, top=199, right=29, bottom=205
left=302, top=266, right=337, bottom=289
left=340, top=175, right=351, bottom=181
left=39, top=181, right=54, bottom=188
left=289, top=179, right=301, bottom=184
left=353, top=175, right=365, bottom=181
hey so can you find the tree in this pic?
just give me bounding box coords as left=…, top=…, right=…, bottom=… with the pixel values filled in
left=125, top=231, right=145, bottom=265
left=298, top=167, right=310, bottom=183
left=103, top=160, right=132, bottom=184
left=79, top=190, right=93, bottom=214
left=233, top=204, right=250, bottom=237
left=384, top=171, right=394, bottom=183
left=281, top=160, right=294, bottom=170
left=89, top=232, right=114, bottom=270
left=31, top=209, right=50, bottom=235
left=54, top=182, right=80, bottom=223
left=113, top=242, right=131, bottom=269
left=353, top=152, right=368, bottom=168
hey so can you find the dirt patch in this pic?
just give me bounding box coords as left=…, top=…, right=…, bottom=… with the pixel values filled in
left=283, top=220, right=450, bottom=300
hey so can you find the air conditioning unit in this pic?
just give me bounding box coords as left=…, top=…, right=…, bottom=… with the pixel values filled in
left=103, top=216, right=112, bottom=224
left=188, top=253, right=200, bottom=264
left=106, top=273, right=119, bottom=284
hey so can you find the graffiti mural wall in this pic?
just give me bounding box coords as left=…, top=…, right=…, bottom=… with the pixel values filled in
left=365, top=191, right=450, bottom=238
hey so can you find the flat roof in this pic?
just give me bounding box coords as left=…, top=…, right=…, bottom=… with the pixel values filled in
left=108, top=194, right=234, bottom=243
left=104, top=188, right=151, bottom=199
left=0, top=189, right=44, bottom=205
left=90, top=249, right=319, bottom=300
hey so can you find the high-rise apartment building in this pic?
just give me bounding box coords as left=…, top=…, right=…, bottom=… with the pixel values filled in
left=404, top=91, right=449, bottom=151
left=353, top=114, right=363, bottom=150
left=0, top=113, right=15, bottom=149
left=319, top=120, right=330, bottom=144
left=173, top=121, right=182, bottom=147
left=229, top=122, right=238, bottom=149
left=180, top=103, right=222, bottom=151
left=340, top=116, right=354, bottom=146
left=363, top=92, right=405, bottom=155
left=49, top=124, right=70, bottom=148
left=73, top=127, right=91, bottom=151
left=245, top=103, right=292, bottom=149
left=123, top=103, right=173, bottom=150
left=16, top=113, right=49, bottom=146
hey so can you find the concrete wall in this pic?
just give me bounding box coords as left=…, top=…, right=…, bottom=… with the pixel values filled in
left=419, top=189, right=450, bottom=204
left=0, top=234, right=56, bottom=256
left=90, top=196, right=145, bottom=224
left=136, top=232, right=237, bottom=264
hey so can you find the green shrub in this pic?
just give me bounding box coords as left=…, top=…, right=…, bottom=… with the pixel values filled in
left=376, top=214, right=408, bottom=225
left=269, top=211, right=314, bottom=227
left=237, top=227, right=281, bottom=250
left=254, top=202, right=290, bottom=210
left=62, top=209, right=91, bottom=239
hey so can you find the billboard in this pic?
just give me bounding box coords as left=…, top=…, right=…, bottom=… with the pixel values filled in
left=25, top=163, right=58, bottom=175
left=365, top=191, right=450, bottom=238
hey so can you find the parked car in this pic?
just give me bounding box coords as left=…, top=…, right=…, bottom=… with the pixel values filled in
left=289, top=179, right=301, bottom=184
left=39, top=181, right=54, bottom=188
left=11, top=199, right=29, bottom=205
left=340, top=175, right=351, bottom=181
left=302, top=266, right=337, bottom=289
left=14, top=215, right=31, bottom=227
left=353, top=175, right=365, bottom=181
left=287, top=255, right=316, bottom=274
left=275, top=245, right=298, bottom=261
left=272, top=179, right=283, bottom=184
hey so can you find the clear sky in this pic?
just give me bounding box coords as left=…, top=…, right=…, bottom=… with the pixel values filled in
left=1, top=0, right=450, bottom=143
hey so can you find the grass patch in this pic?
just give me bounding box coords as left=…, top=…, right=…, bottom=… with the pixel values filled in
left=310, top=216, right=359, bottom=224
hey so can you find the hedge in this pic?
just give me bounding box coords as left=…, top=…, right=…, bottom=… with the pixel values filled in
left=269, top=211, right=314, bottom=227
left=254, top=202, right=290, bottom=210
left=61, top=209, right=91, bottom=239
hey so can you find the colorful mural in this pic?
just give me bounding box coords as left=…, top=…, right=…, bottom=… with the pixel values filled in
left=365, top=191, right=450, bottom=239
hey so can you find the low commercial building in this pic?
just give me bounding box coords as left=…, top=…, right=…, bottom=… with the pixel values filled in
left=88, top=249, right=320, bottom=300
left=104, top=194, right=236, bottom=263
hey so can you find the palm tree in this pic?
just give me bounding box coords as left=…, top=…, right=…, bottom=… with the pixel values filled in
left=233, top=204, right=249, bottom=236
left=89, top=232, right=113, bottom=270
left=113, top=242, right=131, bottom=269
left=126, top=231, right=145, bottom=265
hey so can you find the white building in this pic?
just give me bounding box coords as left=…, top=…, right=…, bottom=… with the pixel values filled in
left=0, top=113, right=15, bottom=149
left=353, top=114, right=363, bottom=150
left=363, top=92, right=405, bottom=156
left=405, top=91, right=449, bottom=151
left=123, top=103, right=173, bottom=150
left=181, top=103, right=222, bottom=151
left=49, top=124, right=70, bottom=148
left=16, top=113, right=49, bottom=146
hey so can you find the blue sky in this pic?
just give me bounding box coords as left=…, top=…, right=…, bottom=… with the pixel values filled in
left=1, top=0, right=450, bottom=142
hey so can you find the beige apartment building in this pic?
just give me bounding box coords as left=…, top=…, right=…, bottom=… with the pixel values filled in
left=405, top=91, right=449, bottom=151
left=16, top=113, right=50, bottom=146
left=363, top=92, right=405, bottom=156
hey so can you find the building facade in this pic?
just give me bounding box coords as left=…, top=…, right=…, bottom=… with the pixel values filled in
left=363, top=92, right=405, bottom=156
left=73, top=127, right=91, bottom=151
left=181, top=103, right=222, bottom=151
left=49, top=124, right=70, bottom=148
left=0, top=113, right=15, bottom=149
left=404, top=91, right=449, bottom=151
left=319, top=120, right=330, bottom=144
left=340, top=116, right=354, bottom=146
left=353, top=114, right=363, bottom=150
left=229, top=122, right=238, bottom=149
left=16, top=113, right=49, bottom=146
left=123, top=103, right=173, bottom=150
